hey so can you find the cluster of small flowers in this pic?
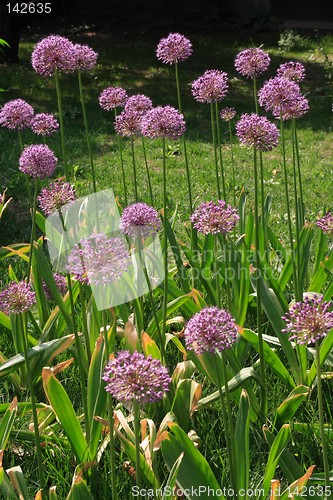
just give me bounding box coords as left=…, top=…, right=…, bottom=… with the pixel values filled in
left=38, top=180, right=76, bottom=215
left=120, top=203, right=161, bottom=238
left=191, top=200, right=239, bottom=235
left=191, top=70, right=229, bottom=104
left=19, top=144, right=57, bottom=179
left=236, top=113, right=279, bottom=151
left=0, top=281, right=36, bottom=315
left=234, top=47, right=271, bottom=78
left=316, top=212, right=333, bottom=236
left=42, top=273, right=67, bottom=301
left=258, top=76, right=308, bottom=121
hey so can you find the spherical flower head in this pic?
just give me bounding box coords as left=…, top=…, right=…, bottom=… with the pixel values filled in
left=236, top=113, right=279, bottom=151
left=258, top=76, right=305, bottom=120
left=184, top=306, right=238, bottom=354
left=277, top=61, right=305, bottom=82
left=38, top=180, right=76, bottom=215
left=282, top=295, right=333, bottom=345
left=43, top=273, right=67, bottom=301
left=120, top=203, right=161, bottom=238
left=220, top=107, right=236, bottom=122
left=99, top=87, right=128, bottom=111
left=66, top=233, right=130, bottom=286
left=191, top=70, right=229, bottom=104
left=279, top=95, right=309, bottom=120
left=73, top=43, right=98, bottom=71
left=141, top=105, right=186, bottom=140
left=125, top=94, right=153, bottom=114
left=114, top=109, right=143, bottom=137
left=0, top=281, right=36, bottom=315
left=0, top=99, right=34, bottom=130
left=316, top=212, right=333, bottom=236
left=234, top=47, right=271, bottom=78
left=191, top=200, right=239, bottom=235
left=19, top=144, right=57, bottom=179
left=156, top=32, right=193, bottom=64
left=103, top=350, right=171, bottom=404
left=30, top=113, right=59, bottom=136
left=31, top=35, right=76, bottom=77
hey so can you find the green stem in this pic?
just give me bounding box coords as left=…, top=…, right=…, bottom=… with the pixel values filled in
left=253, top=147, right=267, bottom=416
left=316, top=341, right=330, bottom=494
left=27, top=178, right=38, bottom=283
left=228, top=121, right=236, bottom=207
left=210, top=102, right=221, bottom=198
left=79, top=282, right=91, bottom=364
left=215, top=102, right=227, bottom=201
left=162, top=138, right=168, bottom=340
left=131, top=136, right=139, bottom=202
left=259, top=150, right=268, bottom=259
left=114, top=108, right=128, bottom=206
left=54, top=69, right=69, bottom=181
left=214, top=236, right=221, bottom=308
left=222, top=235, right=232, bottom=310
left=253, top=76, right=259, bottom=114
left=141, top=136, right=154, bottom=205
left=19, top=313, right=46, bottom=499
left=292, top=118, right=305, bottom=226
left=133, top=401, right=142, bottom=495
left=291, top=121, right=302, bottom=302
left=103, top=309, right=117, bottom=500
left=78, top=69, right=97, bottom=192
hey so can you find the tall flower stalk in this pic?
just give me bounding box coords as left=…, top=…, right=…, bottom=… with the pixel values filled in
left=221, top=107, right=237, bottom=205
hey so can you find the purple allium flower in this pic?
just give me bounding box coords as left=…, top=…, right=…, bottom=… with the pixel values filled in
left=258, top=76, right=307, bottom=120
left=66, top=233, right=130, bottom=286
left=236, top=113, right=279, bottom=151
left=156, top=32, right=193, bottom=65
left=220, top=107, right=236, bottom=121
left=120, top=203, right=161, bottom=238
left=234, top=47, right=271, bottom=78
left=73, top=43, right=98, bottom=71
left=103, top=350, right=171, bottom=404
left=114, top=109, right=143, bottom=137
left=282, top=295, right=333, bottom=345
left=191, top=70, right=229, bottom=104
left=30, top=113, right=59, bottom=136
left=184, top=306, right=238, bottom=355
left=191, top=200, right=239, bottom=235
left=277, top=61, right=305, bottom=82
left=316, top=212, right=333, bottom=236
left=0, top=281, right=36, bottom=315
left=125, top=94, right=153, bottom=114
left=43, top=273, right=67, bottom=301
left=38, top=180, right=76, bottom=215
left=141, top=105, right=186, bottom=140
left=31, top=35, right=76, bottom=77
left=19, top=144, right=57, bottom=179
left=0, top=99, right=34, bottom=130
left=99, top=87, right=128, bottom=111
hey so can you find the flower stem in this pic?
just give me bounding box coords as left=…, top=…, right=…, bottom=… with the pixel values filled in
left=19, top=313, right=46, bottom=499
left=18, top=129, right=32, bottom=206
left=54, top=69, right=69, bottom=181
left=131, top=136, right=139, bottom=202
left=79, top=282, right=91, bottom=364
left=215, top=102, right=227, bottom=201
left=133, top=400, right=142, bottom=495
left=103, top=309, right=117, bottom=500
left=141, top=136, right=154, bottom=205
left=78, top=69, right=97, bottom=193
left=253, top=76, right=259, bottom=114
left=211, top=102, right=221, bottom=198
left=292, top=118, right=305, bottom=226
left=291, top=121, right=302, bottom=301
left=27, top=178, right=38, bottom=283
left=114, top=108, right=128, bottom=206
left=214, top=236, right=221, bottom=308
left=162, top=138, right=168, bottom=341
left=315, top=341, right=331, bottom=494
left=228, top=121, right=236, bottom=207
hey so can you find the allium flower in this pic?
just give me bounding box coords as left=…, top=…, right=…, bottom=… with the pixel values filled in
left=277, top=61, right=305, bottom=82
left=120, top=203, right=161, bottom=238
left=316, top=212, right=333, bottom=236
left=191, top=200, right=239, bottom=235
left=73, top=43, right=98, bottom=71
left=103, top=350, right=171, bottom=404
left=220, top=107, right=236, bottom=121
left=38, top=180, right=76, bottom=215
left=66, top=233, right=130, bottom=286
left=19, top=144, right=57, bottom=179
left=30, top=113, right=59, bottom=136
left=258, top=76, right=307, bottom=120
left=98, top=87, right=128, bottom=111
left=191, top=70, right=229, bottom=104
left=43, top=273, right=67, bottom=301
left=234, top=47, right=271, bottom=78
left=125, top=94, right=153, bottom=113
left=236, top=113, right=279, bottom=151
left=114, top=109, right=143, bottom=137
left=156, top=32, right=193, bottom=65
left=0, top=281, right=36, bottom=315
left=141, top=105, right=186, bottom=140
left=282, top=295, right=333, bottom=345
left=0, top=99, right=34, bottom=130
left=31, top=35, right=76, bottom=77
left=184, top=306, right=238, bottom=354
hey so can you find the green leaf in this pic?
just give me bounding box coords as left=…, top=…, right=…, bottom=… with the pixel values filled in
left=0, top=311, right=10, bottom=331
left=142, top=332, right=161, bottom=360
left=165, top=216, right=191, bottom=293
left=161, top=422, right=224, bottom=499
left=162, top=453, right=184, bottom=500
left=0, top=462, right=18, bottom=499
left=261, top=424, right=291, bottom=498
left=234, top=390, right=250, bottom=498
left=42, top=368, right=88, bottom=463
left=0, top=397, right=18, bottom=450
left=6, top=466, right=30, bottom=499
left=66, top=474, right=94, bottom=499
left=275, top=385, right=309, bottom=428
left=308, top=329, right=333, bottom=386
left=171, top=378, right=201, bottom=432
